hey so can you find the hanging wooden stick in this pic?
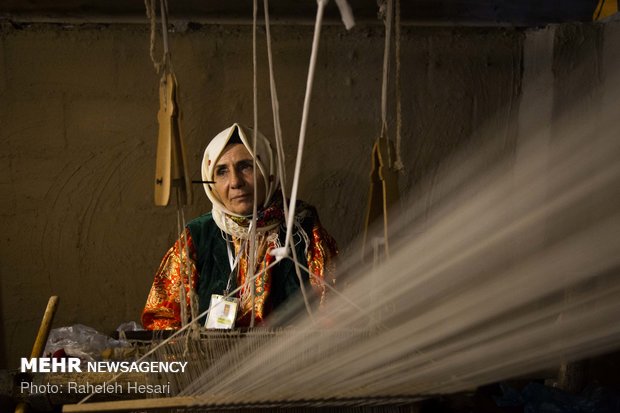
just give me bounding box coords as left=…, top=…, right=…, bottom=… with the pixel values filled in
left=362, top=0, right=400, bottom=263
left=154, top=72, right=174, bottom=206
left=151, top=0, right=192, bottom=207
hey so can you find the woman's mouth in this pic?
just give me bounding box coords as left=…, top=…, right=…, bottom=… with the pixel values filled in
left=232, top=194, right=252, bottom=201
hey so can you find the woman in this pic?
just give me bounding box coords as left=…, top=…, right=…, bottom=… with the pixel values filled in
left=142, top=123, right=338, bottom=330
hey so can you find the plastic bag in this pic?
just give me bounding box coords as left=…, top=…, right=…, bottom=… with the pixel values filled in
left=44, top=324, right=131, bottom=362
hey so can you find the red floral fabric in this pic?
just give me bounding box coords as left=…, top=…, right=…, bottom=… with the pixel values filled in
left=141, top=221, right=337, bottom=330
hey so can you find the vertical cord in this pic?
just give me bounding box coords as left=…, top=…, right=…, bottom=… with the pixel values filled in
left=179, top=201, right=199, bottom=334
left=176, top=193, right=188, bottom=328
left=263, top=0, right=292, bottom=238
left=380, top=0, right=394, bottom=167
left=145, top=0, right=163, bottom=73
left=159, top=0, right=170, bottom=71
left=264, top=0, right=313, bottom=320
left=157, top=0, right=195, bottom=330
left=263, top=0, right=354, bottom=321
left=264, top=0, right=287, bottom=188
left=394, top=0, right=404, bottom=172
left=248, top=0, right=260, bottom=328
left=282, top=0, right=328, bottom=256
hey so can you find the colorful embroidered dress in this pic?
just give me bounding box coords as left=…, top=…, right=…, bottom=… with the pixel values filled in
left=142, top=203, right=337, bottom=330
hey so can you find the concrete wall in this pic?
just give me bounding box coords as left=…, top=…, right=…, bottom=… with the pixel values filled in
left=0, top=19, right=613, bottom=368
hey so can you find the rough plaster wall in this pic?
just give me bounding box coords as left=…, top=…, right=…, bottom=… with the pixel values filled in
left=548, top=24, right=605, bottom=245
left=0, top=22, right=528, bottom=368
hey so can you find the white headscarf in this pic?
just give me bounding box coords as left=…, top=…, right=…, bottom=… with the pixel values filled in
left=201, top=123, right=280, bottom=236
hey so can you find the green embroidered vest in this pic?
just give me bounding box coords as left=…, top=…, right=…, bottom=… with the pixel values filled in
left=186, top=212, right=314, bottom=323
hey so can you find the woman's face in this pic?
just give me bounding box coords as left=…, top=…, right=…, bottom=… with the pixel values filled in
left=212, top=143, right=266, bottom=215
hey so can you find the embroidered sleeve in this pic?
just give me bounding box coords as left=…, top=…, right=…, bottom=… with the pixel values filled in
left=141, top=228, right=198, bottom=330
left=306, top=218, right=338, bottom=306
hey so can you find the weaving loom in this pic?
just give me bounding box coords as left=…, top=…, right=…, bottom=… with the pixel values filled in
left=9, top=1, right=619, bottom=412
left=58, top=82, right=620, bottom=411
left=10, top=115, right=620, bottom=411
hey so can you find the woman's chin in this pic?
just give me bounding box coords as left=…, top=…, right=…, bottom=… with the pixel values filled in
left=230, top=203, right=253, bottom=216
left=228, top=197, right=265, bottom=216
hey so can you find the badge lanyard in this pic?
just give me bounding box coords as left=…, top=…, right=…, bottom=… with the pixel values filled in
left=205, top=235, right=244, bottom=330
left=225, top=236, right=245, bottom=295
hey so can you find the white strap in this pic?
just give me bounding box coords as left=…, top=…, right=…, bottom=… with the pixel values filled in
left=276, top=0, right=328, bottom=261
left=335, top=0, right=356, bottom=29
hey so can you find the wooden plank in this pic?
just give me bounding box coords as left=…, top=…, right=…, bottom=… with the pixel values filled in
left=15, top=296, right=59, bottom=413
left=63, top=396, right=204, bottom=412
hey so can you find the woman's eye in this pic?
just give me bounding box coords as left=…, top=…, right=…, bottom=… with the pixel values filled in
left=239, top=162, right=253, bottom=173
left=215, top=168, right=228, bottom=177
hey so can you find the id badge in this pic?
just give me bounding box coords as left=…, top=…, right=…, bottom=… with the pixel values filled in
left=205, top=294, right=239, bottom=329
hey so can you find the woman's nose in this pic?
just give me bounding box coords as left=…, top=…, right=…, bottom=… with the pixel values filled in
left=229, top=169, right=244, bottom=188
